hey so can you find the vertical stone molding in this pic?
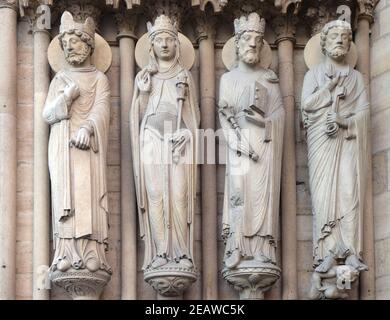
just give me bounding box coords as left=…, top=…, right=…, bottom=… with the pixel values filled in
left=30, top=2, right=52, bottom=300
left=114, top=11, right=138, bottom=300
left=273, top=12, right=298, bottom=300
left=0, top=0, right=18, bottom=300
left=194, top=11, right=219, bottom=300
left=356, top=0, right=379, bottom=301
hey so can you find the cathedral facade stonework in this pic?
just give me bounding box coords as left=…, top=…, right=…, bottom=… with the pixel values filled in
left=0, top=0, right=389, bottom=300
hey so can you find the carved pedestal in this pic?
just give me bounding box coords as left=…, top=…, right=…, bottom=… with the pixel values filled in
left=144, top=263, right=197, bottom=298
left=51, top=268, right=111, bottom=300
left=222, top=261, right=281, bottom=300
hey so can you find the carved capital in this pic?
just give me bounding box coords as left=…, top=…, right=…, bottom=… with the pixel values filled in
left=144, top=0, right=189, bottom=31
left=106, top=0, right=141, bottom=10
left=274, top=0, right=301, bottom=14
left=24, top=1, right=52, bottom=34
left=65, top=1, right=102, bottom=25
left=114, top=11, right=138, bottom=40
left=0, top=0, right=17, bottom=11
left=272, top=13, right=298, bottom=44
left=357, top=0, right=379, bottom=24
left=191, top=0, right=224, bottom=13
left=305, top=5, right=337, bottom=36
left=193, top=11, right=218, bottom=42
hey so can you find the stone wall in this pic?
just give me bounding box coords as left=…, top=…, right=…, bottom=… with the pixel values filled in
left=11, top=2, right=388, bottom=300
left=371, top=0, right=390, bottom=300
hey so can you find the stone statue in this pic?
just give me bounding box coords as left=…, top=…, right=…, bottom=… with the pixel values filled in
left=43, top=11, right=111, bottom=300
left=219, top=12, right=284, bottom=300
left=130, top=15, right=199, bottom=297
left=301, top=20, right=369, bottom=299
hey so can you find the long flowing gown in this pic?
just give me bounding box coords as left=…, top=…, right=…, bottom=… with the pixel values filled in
left=43, top=66, right=111, bottom=273
left=130, top=62, right=200, bottom=270
left=301, top=63, right=369, bottom=266
left=218, top=68, right=285, bottom=264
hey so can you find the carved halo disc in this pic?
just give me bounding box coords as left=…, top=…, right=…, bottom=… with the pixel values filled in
left=135, top=32, right=195, bottom=70
left=304, top=33, right=358, bottom=69
left=222, top=37, right=273, bottom=71
left=48, top=33, right=113, bottom=73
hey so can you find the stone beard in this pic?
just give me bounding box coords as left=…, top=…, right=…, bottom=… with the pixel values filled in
left=301, top=21, right=369, bottom=278
left=219, top=25, right=285, bottom=270
left=43, top=30, right=111, bottom=276
left=130, top=27, right=200, bottom=272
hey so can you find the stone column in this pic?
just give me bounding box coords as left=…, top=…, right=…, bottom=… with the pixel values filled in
left=194, top=13, right=218, bottom=300
left=115, top=12, right=138, bottom=300
left=355, top=0, right=378, bottom=300
left=32, top=12, right=51, bottom=300
left=0, top=0, right=17, bottom=300
left=273, top=14, right=298, bottom=300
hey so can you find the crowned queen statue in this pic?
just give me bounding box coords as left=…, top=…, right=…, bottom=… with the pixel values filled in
left=130, top=15, right=200, bottom=298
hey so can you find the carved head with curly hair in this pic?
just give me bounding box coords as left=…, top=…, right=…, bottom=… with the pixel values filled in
left=320, top=20, right=352, bottom=61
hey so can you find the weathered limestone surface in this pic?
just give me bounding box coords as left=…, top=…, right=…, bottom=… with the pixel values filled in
left=8, top=0, right=389, bottom=300
left=371, top=1, right=390, bottom=300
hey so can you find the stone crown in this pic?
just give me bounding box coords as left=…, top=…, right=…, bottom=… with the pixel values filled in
left=234, top=12, right=266, bottom=37
left=60, top=11, right=95, bottom=39
left=147, top=15, right=178, bottom=38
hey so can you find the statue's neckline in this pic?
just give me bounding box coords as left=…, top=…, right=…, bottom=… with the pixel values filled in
left=66, top=66, right=97, bottom=73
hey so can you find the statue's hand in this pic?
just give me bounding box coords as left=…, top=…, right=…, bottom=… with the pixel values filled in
left=325, top=74, right=340, bottom=92
left=171, top=129, right=191, bottom=152
left=136, top=68, right=152, bottom=93
left=326, top=111, right=347, bottom=129
left=72, top=127, right=91, bottom=150
left=63, top=82, right=80, bottom=104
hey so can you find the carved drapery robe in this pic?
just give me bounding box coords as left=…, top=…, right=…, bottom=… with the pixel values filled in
left=301, top=63, right=369, bottom=266
left=219, top=68, right=285, bottom=264
left=43, top=66, right=111, bottom=273
left=130, top=62, right=200, bottom=270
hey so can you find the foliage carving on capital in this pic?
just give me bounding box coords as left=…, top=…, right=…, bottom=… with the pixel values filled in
left=272, top=13, right=298, bottom=44
left=106, top=0, right=141, bottom=10
left=191, top=0, right=224, bottom=13
left=193, top=11, right=218, bottom=42
left=0, top=0, right=18, bottom=10
left=305, top=5, right=337, bottom=36
left=114, top=11, right=137, bottom=39
left=357, top=0, right=379, bottom=23
left=274, top=0, right=301, bottom=14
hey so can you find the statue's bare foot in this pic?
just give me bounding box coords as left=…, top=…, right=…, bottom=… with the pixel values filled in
left=315, top=255, right=336, bottom=273
left=345, top=254, right=368, bottom=271
left=225, top=250, right=241, bottom=269
left=151, top=257, right=168, bottom=269
left=179, top=258, right=193, bottom=269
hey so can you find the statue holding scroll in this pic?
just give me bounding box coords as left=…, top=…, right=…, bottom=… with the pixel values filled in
left=43, top=11, right=111, bottom=299
left=301, top=20, right=369, bottom=298
left=130, top=15, right=199, bottom=296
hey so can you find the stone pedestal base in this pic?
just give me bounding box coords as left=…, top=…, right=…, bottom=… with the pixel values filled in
left=222, top=261, right=281, bottom=300
left=144, top=263, right=197, bottom=297
left=51, top=268, right=111, bottom=300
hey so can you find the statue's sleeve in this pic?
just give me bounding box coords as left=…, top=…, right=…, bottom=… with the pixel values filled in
left=301, top=69, right=332, bottom=114
left=217, top=74, right=240, bottom=150
left=84, top=73, right=111, bottom=153
left=42, top=74, right=69, bottom=125
left=345, top=73, right=370, bottom=140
